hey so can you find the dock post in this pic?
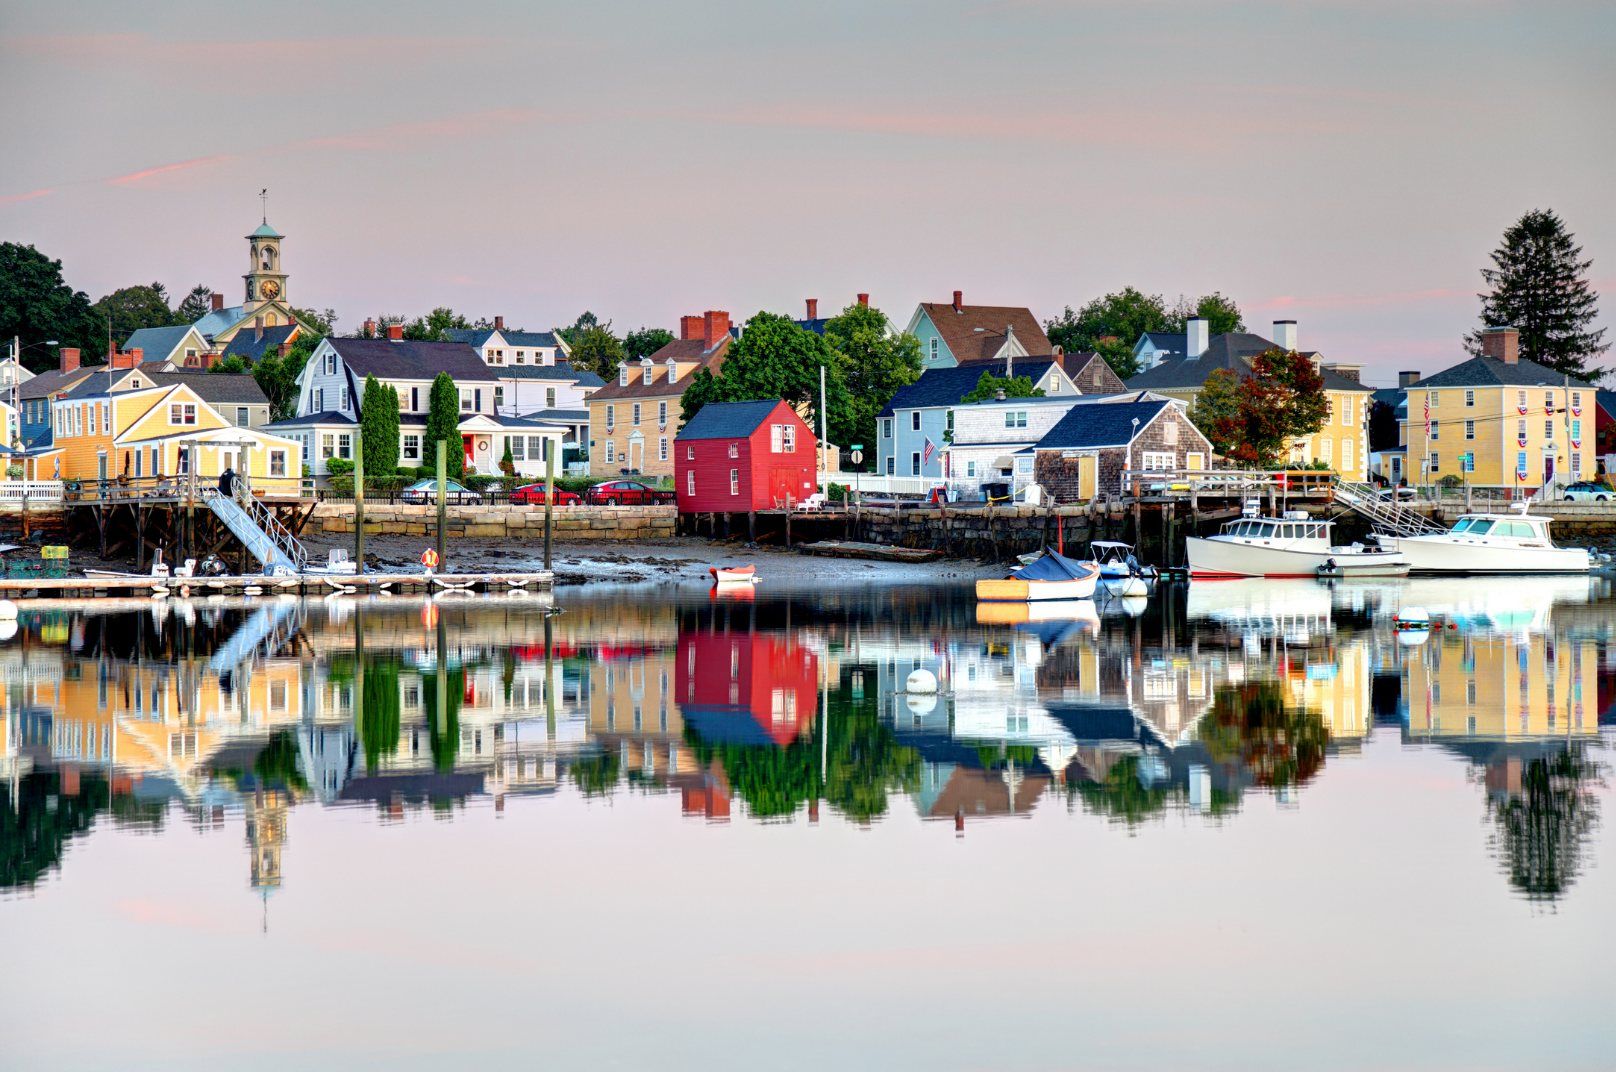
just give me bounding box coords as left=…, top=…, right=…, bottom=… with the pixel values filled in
left=543, top=444, right=554, bottom=572
left=354, top=435, right=365, bottom=572
left=785, top=508, right=792, bottom=548
left=747, top=511, right=755, bottom=543
left=435, top=442, right=447, bottom=571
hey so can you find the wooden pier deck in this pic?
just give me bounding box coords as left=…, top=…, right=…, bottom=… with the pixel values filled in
left=0, top=570, right=553, bottom=599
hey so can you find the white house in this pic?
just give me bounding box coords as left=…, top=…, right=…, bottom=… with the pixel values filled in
left=444, top=320, right=605, bottom=416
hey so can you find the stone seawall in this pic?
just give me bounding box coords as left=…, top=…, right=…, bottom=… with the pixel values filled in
left=308, top=503, right=675, bottom=541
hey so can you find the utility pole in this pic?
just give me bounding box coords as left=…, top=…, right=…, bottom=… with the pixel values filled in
left=353, top=431, right=365, bottom=570
left=436, top=440, right=448, bottom=572
left=543, top=439, right=555, bottom=572
left=819, top=364, right=828, bottom=485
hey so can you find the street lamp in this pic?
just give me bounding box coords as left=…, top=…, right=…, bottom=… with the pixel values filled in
left=1123, top=417, right=1140, bottom=496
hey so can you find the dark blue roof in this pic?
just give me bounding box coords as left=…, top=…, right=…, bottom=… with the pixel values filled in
left=1596, top=390, right=1616, bottom=418
left=222, top=324, right=298, bottom=363
left=495, top=362, right=604, bottom=385
left=676, top=399, right=785, bottom=441
left=1034, top=400, right=1171, bottom=450
left=266, top=410, right=356, bottom=427
left=444, top=327, right=565, bottom=349
left=682, top=705, right=780, bottom=747
left=1408, top=355, right=1596, bottom=390
left=879, top=359, right=1054, bottom=418
left=795, top=317, right=829, bottom=335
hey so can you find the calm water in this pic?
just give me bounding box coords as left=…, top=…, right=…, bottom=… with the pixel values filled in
left=2, top=572, right=1613, bottom=1070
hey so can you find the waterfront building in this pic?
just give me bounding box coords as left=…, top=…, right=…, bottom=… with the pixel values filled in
left=674, top=399, right=818, bottom=512
left=586, top=310, right=731, bottom=479
left=903, top=291, right=1053, bottom=370
left=1032, top=398, right=1212, bottom=500
left=17, top=348, right=98, bottom=454
left=1126, top=318, right=1372, bottom=479
left=877, top=358, right=1077, bottom=480
left=1058, top=351, right=1128, bottom=394
left=1400, top=327, right=1598, bottom=492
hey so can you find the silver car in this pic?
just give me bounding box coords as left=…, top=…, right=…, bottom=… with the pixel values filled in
left=1563, top=481, right=1612, bottom=502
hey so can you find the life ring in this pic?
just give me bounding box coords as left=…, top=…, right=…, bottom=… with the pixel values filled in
left=421, top=548, right=440, bottom=570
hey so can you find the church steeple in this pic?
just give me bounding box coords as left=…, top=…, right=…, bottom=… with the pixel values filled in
left=244, top=192, right=287, bottom=313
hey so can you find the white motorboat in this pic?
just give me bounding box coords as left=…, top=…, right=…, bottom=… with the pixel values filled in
left=1088, top=541, right=1154, bottom=580
left=1187, top=511, right=1408, bottom=578
left=1384, top=504, right=1590, bottom=574
left=977, top=549, right=1101, bottom=602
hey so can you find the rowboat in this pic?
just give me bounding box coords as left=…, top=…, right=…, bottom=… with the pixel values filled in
left=976, top=549, right=1100, bottom=602
left=710, top=564, right=759, bottom=584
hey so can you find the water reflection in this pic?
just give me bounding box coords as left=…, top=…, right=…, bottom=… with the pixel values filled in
left=0, top=574, right=1611, bottom=905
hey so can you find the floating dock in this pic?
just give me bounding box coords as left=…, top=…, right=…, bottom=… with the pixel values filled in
left=0, top=570, right=554, bottom=599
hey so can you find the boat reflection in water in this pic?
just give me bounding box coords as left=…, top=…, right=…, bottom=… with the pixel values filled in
left=0, top=576, right=1610, bottom=910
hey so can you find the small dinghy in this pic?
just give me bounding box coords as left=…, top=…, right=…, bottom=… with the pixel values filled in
left=976, top=548, right=1100, bottom=602
left=710, top=564, right=759, bottom=584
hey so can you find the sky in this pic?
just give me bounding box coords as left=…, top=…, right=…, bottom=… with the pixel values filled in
left=2, top=0, right=1614, bottom=387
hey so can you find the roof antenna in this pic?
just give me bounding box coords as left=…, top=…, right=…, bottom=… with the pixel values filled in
left=259, top=187, right=268, bottom=225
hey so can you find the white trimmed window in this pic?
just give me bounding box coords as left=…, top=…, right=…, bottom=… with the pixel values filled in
left=1464, top=389, right=1474, bottom=407
left=659, top=437, right=668, bottom=462
left=729, top=468, right=739, bottom=495
left=1464, top=420, right=1475, bottom=440
left=511, top=437, right=526, bottom=461
left=658, top=401, right=667, bottom=425
left=605, top=441, right=615, bottom=463
left=402, top=434, right=421, bottom=461
left=687, top=471, right=695, bottom=495
left=170, top=403, right=196, bottom=426
left=1140, top=452, right=1174, bottom=471
left=910, top=411, right=920, bottom=432
left=632, top=403, right=641, bottom=426
left=269, top=450, right=286, bottom=477
left=605, top=404, right=615, bottom=428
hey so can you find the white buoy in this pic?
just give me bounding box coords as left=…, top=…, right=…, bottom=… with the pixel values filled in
left=0, top=599, right=17, bottom=621
left=905, top=693, right=938, bottom=717
left=906, top=668, right=939, bottom=694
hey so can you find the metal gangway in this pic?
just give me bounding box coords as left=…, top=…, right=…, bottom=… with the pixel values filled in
left=1332, top=482, right=1445, bottom=537
left=204, top=485, right=309, bottom=573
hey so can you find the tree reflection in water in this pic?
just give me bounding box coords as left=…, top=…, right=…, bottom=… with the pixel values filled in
left=1489, top=745, right=1602, bottom=903
left=0, top=771, right=107, bottom=891
left=1196, top=680, right=1329, bottom=790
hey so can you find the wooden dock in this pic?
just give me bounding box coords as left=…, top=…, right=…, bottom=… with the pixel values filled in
left=0, top=570, right=553, bottom=599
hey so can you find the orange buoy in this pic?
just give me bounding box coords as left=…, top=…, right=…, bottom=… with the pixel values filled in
left=420, top=547, right=440, bottom=571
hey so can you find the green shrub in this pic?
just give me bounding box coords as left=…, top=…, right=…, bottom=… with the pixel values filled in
left=326, top=457, right=354, bottom=476
left=827, top=482, right=849, bottom=502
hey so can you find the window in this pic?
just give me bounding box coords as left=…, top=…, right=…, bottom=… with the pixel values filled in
left=1342, top=439, right=1354, bottom=471
left=529, top=436, right=544, bottom=460
left=619, top=367, right=629, bottom=387
left=1571, top=452, right=1581, bottom=473
left=1428, top=391, right=1438, bottom=409
left=1464, top=420, right=1475, bottom=440
left=546, top=388, right=556, bottom=408
left=1321, top=438, right=1333, bottom=463
left=1544, top=391, right=1553, bottom=410
left=686, top=445, right=694, bottom=460
left=1571, top=418, right=1582, bottom=441
left=910, top=411, right=920, bottom=432
left=728, top=442, right=739, bottom=459
left=177, top=447, right=190, bottom=474
left=1461, top=453, right=1475, bottom=473
left=236, top=406, right=251, bottom=427
left=687, top=471, right=695, bottom=495
left=340, top=387, right=349, bottom=411
left=910, top=452, right=921, bottom=476
left=1340, top=399, right=1351, bottom=426
left=410, top=386, right=420, bottom=411
left=1571, top=390, right=1582, bottom=409
left=321, top=433, right=335, bottom=459
left=511, top=436, right=526, bottom=461
left=323, top=354, right=336, bottom=375
left=1004, top=410, right=1028, bottom=429
left=729, top=468, right=739, bottom=496
left=642, top=365, right=654, bottom=386
left=770, top=424, right=795, bottom=453
left=605, top=404, right=615, bottom=428
left=882, top=418, right=893, bottom=439
left=605, top=441, right=615, bottom=462
left=269, top=450, right=286, bottom=477
left=1140, top=451, right=1174, bottom=470
left=928, top=338, right=938, bottom=362
left=1517, top=418, right=1527, bottom=440
left=1429, top=420, right=1438, bottom=441
left=170, top=403, right=197, bottom=426
left=658, top=401, right=667, bottom=425
left=314, top=388, right=326, bottom=412
left=659, top=437, right=668, bottom=462
left=402, top=434, right=421, bottom=461
left=337, top=434, right=352, bottom=459
left=966, top=460, right=977, bottom=477
left=1163, top=421, right=1178, bottom=446
left=1517, top=389, right=1527, bottom=410
left=1429, top=452, right=1439, bottom=472
left=493, top=386, right=504, bottom=408
left=1544, top=419, right=1554, bottom=441
left=632, top=403, right=641, bottom=426
left=1516, top=451, right=1528, bottom=476
left=134, top=450, right=142, bottom=478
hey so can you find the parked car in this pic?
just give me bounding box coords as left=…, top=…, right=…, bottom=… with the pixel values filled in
left=400, top=478, right=482, bottom=505
left=586, top=479, right=675, bottom=506
left=509, top=483, right=581, bottom=506
left=1563, top=481, right=1612, bottom=502
left=1376, top=485, right=1417, bottom=502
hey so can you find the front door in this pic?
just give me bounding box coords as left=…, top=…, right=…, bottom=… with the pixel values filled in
left=1544, top=456, right=1555, bottom=489
left=1078, top=454, right=1097, bottom=500
left=628, top=434, right=643, bottom=472
left=463, top=435, right=476, bottom=473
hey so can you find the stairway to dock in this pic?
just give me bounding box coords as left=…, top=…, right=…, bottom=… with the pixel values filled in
left=205, top=488, right=308, bottom=573
left=1333, top=482, right=1445, bottom=537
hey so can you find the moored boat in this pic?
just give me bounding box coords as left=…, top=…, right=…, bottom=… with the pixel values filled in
left=1383, top=504, right=1590, bottom=574
left=976, top=549, right=1100, bottom=601
left=710, top=564, right=759, bottom=583
left=1187, top=511, right=1407, bottom=578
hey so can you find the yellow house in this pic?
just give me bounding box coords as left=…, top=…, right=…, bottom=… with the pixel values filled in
left=51, top=368, right=302, bottom=495
left=1400, top=327, right=1596, bottom=491
left=1127, top=319, right=1372, bottom=479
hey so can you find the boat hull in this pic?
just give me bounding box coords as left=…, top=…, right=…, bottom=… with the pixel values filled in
left=976, top=574, right=1099, bottom=601
left=1186, top=537, right=1407, bottom=578
left=1386, top=535, right=1590, bottom=574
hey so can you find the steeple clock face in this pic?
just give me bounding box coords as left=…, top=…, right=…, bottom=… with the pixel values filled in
left=261, top=280, right=281, bottom=300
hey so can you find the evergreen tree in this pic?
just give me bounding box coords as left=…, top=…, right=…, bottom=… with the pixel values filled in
left=1467, top=209, right=1608, bottom=379
left=173, top=285, right=214, bottom=324
left=424, top=372, right=463, bottom=479
left=360, top=375, right=400, bottom=477
left=623, top=326, right=674, bottom=361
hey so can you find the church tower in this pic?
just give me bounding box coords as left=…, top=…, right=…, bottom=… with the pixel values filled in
left=244, top=212, right=287, bottom=314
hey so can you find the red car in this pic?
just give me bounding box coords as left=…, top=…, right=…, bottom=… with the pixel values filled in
left=586, top=479, right=675, bottom=506
left=509, top=483, right=581, bottom=506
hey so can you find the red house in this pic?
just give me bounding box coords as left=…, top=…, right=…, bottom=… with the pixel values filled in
left=674, top=399, right=818, bottom=512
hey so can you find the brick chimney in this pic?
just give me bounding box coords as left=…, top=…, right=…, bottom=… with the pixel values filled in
left=805, top=298, right=818, bottom=321
left=1480, top=326, right=1520, bottom=365
left=857, top=293, right=869, bottom=308
left=210, top=292, right=224, bottom=312
left=952, top=290, right=963, bottom=313
left=1272, top=319, right=1298, bottom=352
left=363, top=317, right=377, bottom=337
left=59, top=347, right=81, bottom=373
left=494, top=315, right=505, bottom=331
left=702, top=310, right=731, bottom=349
left=254, top=314, right=265, bottom=342
left=679, top=315, right=704, bottom=341
left=110, top=347, right=143, bottom=370
left=204, top=352, right=220, bottom=370
left=386, top=323, right=405, bottom=342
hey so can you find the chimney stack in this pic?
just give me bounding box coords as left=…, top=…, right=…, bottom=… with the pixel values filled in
left=952, top=290, right=963, bottom=313
left=679, top=315, right=704, bottom=341
left=1273, top=319, right=1298, bottom=352
left=210, top=292, right=224, bottom=312
left=1480, top=325, right=1520, bottom=365
left=110, top=347, right=143, bottom=370
left=59, top=347, right=81, bottom=374
left=995, top=389, right=1006, bottom=401
left=363, top=317, right=377, bottom=337
left=1398, top=370, right=1420, bottom=388
left=1185, top=316, right=1209, bottom=358
left=204, top=352, right=220, bottom=370
left=805, top=298, right=818, bottom=321
left=702, top=310, right=731, bottom=349
left=857, top=292, right=869, bottom=308
left=494, top=315, right=505, bottom=331
left=386, top=323, right=404, bottom=342
left=254, top=314, right=265, bottom=342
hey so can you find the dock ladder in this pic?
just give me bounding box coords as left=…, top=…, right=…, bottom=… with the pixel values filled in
left=1332, top=482, right=1445, bottom=537
left=204, top=487, right=309, bottom=573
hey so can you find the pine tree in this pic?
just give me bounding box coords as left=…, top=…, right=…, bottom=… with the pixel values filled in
left=424, top=372, right=463, bottom=479
left=359, top=375, right=400, bottom=478
left=1468, top=209, right=1608, bottom=379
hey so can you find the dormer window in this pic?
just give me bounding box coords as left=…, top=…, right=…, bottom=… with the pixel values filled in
left=666, top=358, right=677, bottom=384
left=642, top=359, right=654, bottom=386
left=619, top=366, right=629, bottom=387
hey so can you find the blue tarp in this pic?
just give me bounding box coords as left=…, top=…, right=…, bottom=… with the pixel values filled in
left=1010, top=549, right=1095, bottom=582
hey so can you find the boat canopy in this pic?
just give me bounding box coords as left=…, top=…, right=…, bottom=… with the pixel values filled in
left=1012, top=549, right=1097, bottom=582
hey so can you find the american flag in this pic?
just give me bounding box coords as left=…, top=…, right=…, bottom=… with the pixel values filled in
left=1423, top=394, right=1430, bottom=437
left=922, top=436, right=937, bottom=464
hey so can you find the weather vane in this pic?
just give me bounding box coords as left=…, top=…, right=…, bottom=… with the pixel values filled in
left=260, top=187, right=268, bottom=225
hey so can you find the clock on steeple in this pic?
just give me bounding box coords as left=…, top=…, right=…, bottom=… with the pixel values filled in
left=244, top=197, right=287, bottom=312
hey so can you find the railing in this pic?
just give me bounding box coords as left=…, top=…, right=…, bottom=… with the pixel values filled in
left=0, top=480, right=64, bottom=503
left=1332, top=482, right=1445, bottom=536
left=205, top=484, right=308, bottom=573
left=818, top=471, right=935, bottom=498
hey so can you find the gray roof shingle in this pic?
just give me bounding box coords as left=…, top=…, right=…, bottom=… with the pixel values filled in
left=122, top=325, right=195, bottom=360
left=222, top=324, right=299, bottom=363
left=1127, top=332, right=1370, bottom=393
left=676, top=400, right=786, bottom=441
left=494, top=362, right=604, bottom=385
left=330, top=338, right=494, bottom=382
left=1033, top=400, right=1172, bottom=450
left=1407, top=355, right=1597, bottom=391
left=879, top=359, right=1055, bottom=418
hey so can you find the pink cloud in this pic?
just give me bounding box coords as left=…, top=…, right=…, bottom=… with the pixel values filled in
left=0, top=187, right=55, bottom=205
left=106, top=154, right=235, bottom=187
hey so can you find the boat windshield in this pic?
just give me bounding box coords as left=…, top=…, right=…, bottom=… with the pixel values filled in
left=1453, top=518, right=1494, bottom=535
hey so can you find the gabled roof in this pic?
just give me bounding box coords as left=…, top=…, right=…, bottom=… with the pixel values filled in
left=19, top=367, right=96, bottom=401
left=122, top=325, right=198, bottom=361
left=61, top=367, right=162, bottom=400
left=1034, top=400, right=1174, bottom=451
left=879, top=359, right=1055, bottom=417
left=917, top=302, right=1052, bottom=363
left=191, top=305, right=250, bottom=339
left=1060, top=351, right=1127, bottom=394
left=1127, top=332, right=1371, bottom=393
left=676, top=400, right=788, bottom=441
left=493, top=362, right=604, bottom=385
left=327, top=338, right=494, bottom=382
left=222, top=324, right=298, bottom=363
left=590, top=337, right=729, bottom=401
left=1139, top=331, right=1186, bottom=356
left=265, top=410, right=356, bottom=428
left=443, top=327, right=567, bottom=350
left=1596, top=390, right=1616, bottom=418
left=1407, top=355, right=1597, bottom=391
left=523, top=407, right=589, bottom=423
left=148, top=371, right=269, bottom=406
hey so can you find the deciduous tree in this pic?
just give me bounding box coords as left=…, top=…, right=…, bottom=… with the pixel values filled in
left=1467, top=209, right=1608, bottom=379
left=0, top=243, right=101, bottom=368
left=822, top=301, right=922, bottom=462
left=679, top=312, right=849, bottom=443
left=569, top=325, right=627, bottom=380
left=960, top=370, right=1044, bottom=406
left=93, top=283, right=172, bottom=347
left=623, top=326, right=674, bottom=361
left=1210, top=349, right=1329, bottom=467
